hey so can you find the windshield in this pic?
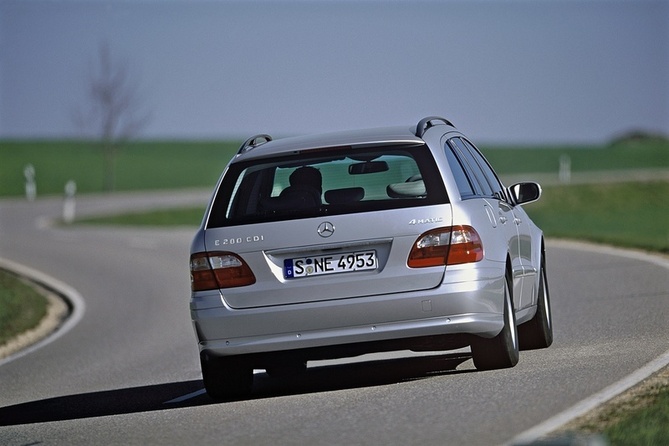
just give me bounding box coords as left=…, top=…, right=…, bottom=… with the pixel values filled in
left=207, top=145, right=448, bottom=228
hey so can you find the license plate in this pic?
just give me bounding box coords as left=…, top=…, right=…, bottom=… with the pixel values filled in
left=284, top=250, right=377, bottom=279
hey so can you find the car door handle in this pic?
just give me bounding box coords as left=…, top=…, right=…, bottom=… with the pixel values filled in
left=514, top=218, right=522, bottom=225
left=499, top=215, right=508, bottom=224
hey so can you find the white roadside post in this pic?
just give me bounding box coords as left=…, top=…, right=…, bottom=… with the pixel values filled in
left=559, top=154, right=571, bottom=184
left=24, top=164, right=36, bottom=201
left=63, top=180, right=77, bottom=224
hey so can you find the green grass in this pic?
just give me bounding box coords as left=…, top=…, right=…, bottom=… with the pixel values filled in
left=525, top=181, right=669, bottom=254
left=0, top=269, right=48, bottom=347
left=76, top=206, right=206, bottom=227
left=0, top=139, right=240, bottom=196
left=604, top=389, right=669, bottom=445
left=1, top=138, right=668, bottom=197
left=480, top=138, right=669, bottom=174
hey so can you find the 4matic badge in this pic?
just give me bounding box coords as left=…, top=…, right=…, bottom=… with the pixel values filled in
left=409, top=217, right=444, bottom=225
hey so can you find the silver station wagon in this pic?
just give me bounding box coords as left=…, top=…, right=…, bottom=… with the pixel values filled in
left=190, top=117, right=553, bottom=399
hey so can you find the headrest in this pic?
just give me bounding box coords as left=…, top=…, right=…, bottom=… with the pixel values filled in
left=387, top=180, right=426, bottom=198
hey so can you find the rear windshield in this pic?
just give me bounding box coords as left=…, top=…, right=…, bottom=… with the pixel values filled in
left=207, top=144, right=448, bottom=228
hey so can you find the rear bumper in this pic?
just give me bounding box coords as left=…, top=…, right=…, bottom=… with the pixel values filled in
left=191, top=266, right=506, bottom=358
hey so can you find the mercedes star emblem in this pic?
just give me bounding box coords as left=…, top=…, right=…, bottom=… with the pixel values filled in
left=317, top=221, right=335, bottom=238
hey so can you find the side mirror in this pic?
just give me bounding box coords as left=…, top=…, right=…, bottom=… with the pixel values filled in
left=507, top=182, right=541, bottom=206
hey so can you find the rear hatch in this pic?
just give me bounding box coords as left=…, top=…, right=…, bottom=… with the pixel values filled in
left=198, top=139, right=452, bottom=309
left=204, top=204, right=453, bottom=309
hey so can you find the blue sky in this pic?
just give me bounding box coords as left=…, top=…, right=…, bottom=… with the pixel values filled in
left=1, top=0, right=667, bottom=144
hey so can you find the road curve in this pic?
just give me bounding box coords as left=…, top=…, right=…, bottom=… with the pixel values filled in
left=1, top=192, right=668, bottom=446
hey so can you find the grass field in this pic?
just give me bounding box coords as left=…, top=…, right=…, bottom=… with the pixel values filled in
left=0, top=140, right=239, bottom=197
left=1, top=137, right=668, bottom=197
left=528, top=181, right=669, bottom=254
left=481, top=137, right=669, bottom=174
left=76, top=206, right=206, bottom=227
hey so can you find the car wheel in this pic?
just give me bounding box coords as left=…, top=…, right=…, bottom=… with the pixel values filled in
left=518, top=254, right=553, bottom=350
left=471, top=273, right=519, bottom=370
left=200, top=353, right=253, bottom=401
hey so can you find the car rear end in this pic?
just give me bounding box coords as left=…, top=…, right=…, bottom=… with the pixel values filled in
left=190, top=127, right=505, bottom=366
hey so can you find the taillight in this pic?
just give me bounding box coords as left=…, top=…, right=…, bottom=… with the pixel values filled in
left=190, top=252, right=256, bottom=291
left=447, top=225, right=484, bottom=265
left=408, top=228, right=452, bottom=268
left=408, top=225, right=483, bottom=268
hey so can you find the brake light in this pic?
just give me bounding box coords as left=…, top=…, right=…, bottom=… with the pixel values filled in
left=408, top=225, right=483, bottom=268
left=190, top=252, right=256, bottom=291
left=447, top=225, right=484, bottom=265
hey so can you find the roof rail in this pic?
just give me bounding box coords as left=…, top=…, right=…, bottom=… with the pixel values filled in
left=415, top=116, right=455, bottom=138
left=237, top=134, right=273, bottom=154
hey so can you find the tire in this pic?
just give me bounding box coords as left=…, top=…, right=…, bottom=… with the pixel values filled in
left=200, top=353, right=253, bottom=401
left=471, top=273, right=519, bottom=370
left=518, top=254, right=553, bottom=350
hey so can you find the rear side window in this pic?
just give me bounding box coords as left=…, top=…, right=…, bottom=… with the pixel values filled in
left=447, top=137, right=505, bottom=200
left=207, top=145, right=448, bottom=227
left=444, top=143, right=476, bottom=199
left=461, top=138, right=504, bottom=198
left=449, top=138, right=494, bottom=197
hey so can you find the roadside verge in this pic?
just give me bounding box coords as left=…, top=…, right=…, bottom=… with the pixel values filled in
left=0, top=258, right=85, bottom=366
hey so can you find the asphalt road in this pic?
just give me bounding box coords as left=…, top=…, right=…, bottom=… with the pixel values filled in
left=1, top=191, right=668, bottom=445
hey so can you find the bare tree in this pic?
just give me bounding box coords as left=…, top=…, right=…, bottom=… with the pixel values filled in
left=74, top=42, right=151, bottom=192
